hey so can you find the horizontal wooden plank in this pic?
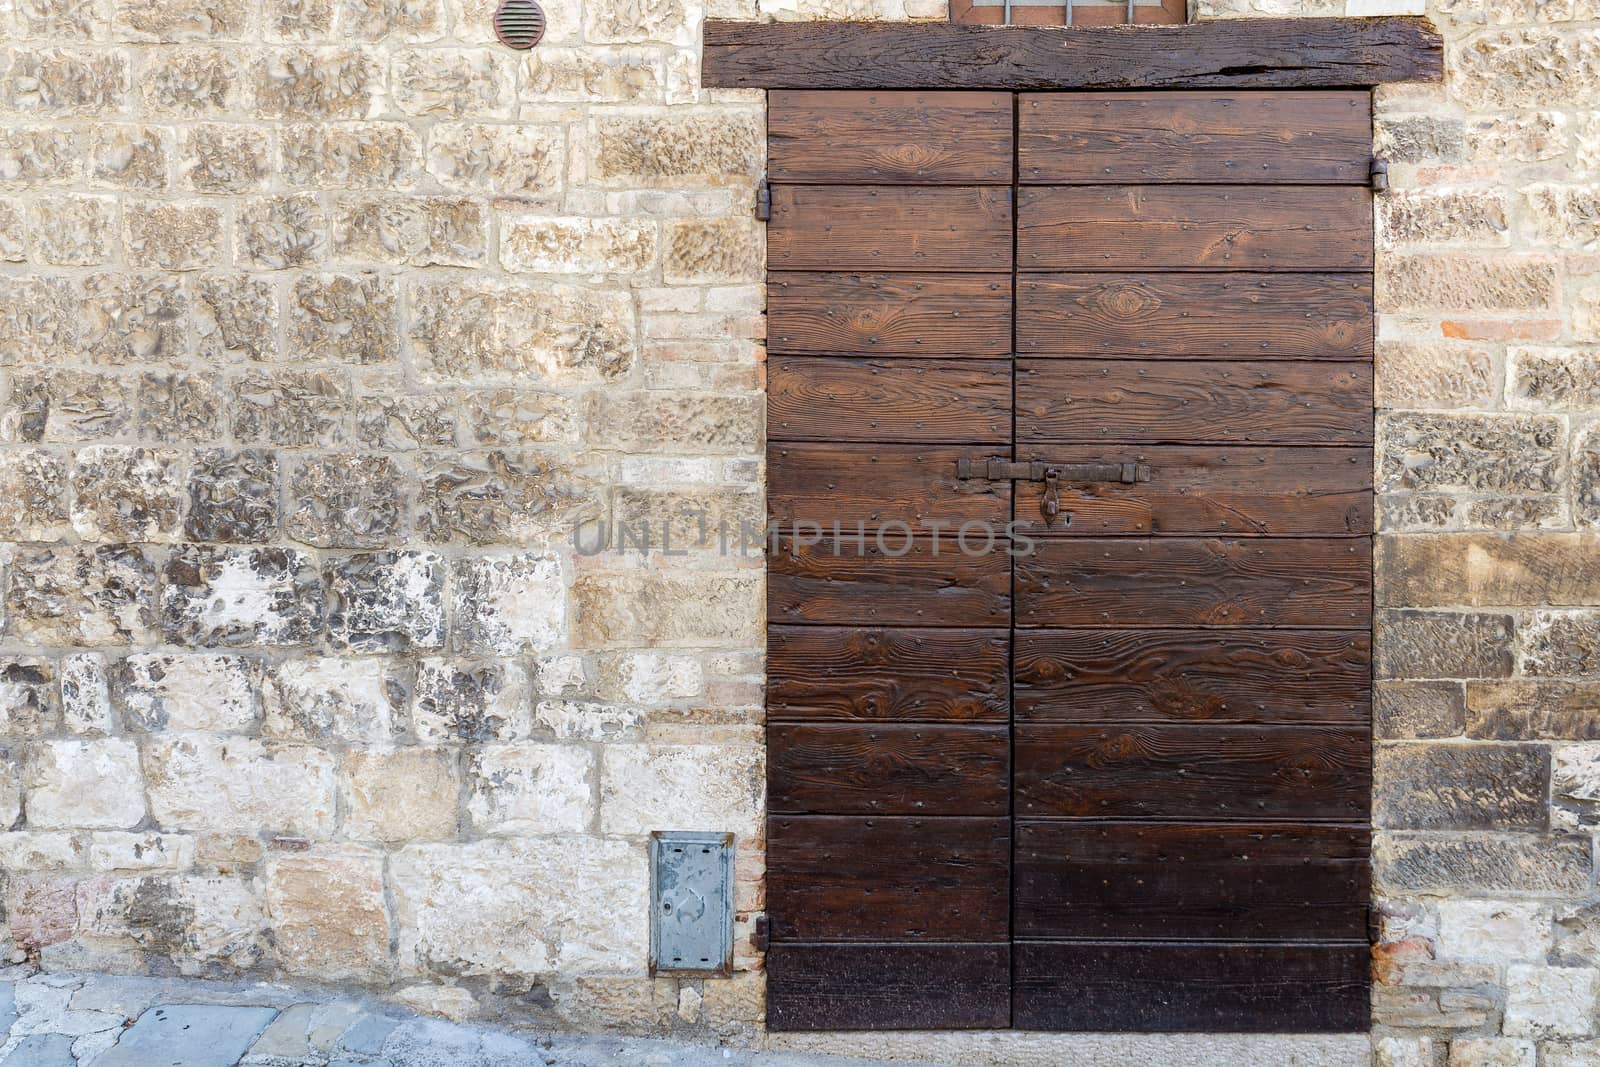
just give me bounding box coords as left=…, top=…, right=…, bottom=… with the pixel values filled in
left=1014, top=724, right=1370, bottom=821
left=768, top=186, right=1012, bottom=272
left=769, top=626, right=1010, bottom=722
left=771, top=535, right=1012, bottom=627
left=769, top=444, right=1010, bottom=531
left=1011, top=446, right=1373, bottom=537
left=1018, top=186, right=1372, bottom=270
left=769, top=723, right=1010, bottom=815
left=1014, top=538, right=1371, bottom=628
left=769, top=357, right=1012, bottom=444
left=1020, top=91, right=1372, bottom=183
left=1014, top=822, right=1370, bottom=941
left=1017, top=359, right=1373, bottom=445
left=766, top=943, right=1010, bottom=1031
left=767, top=90, right=1012, bottom=184
left=768, top=272, right=1012, bottom=357
left=767, top=815, right=1010, bottom=941
left=1012, top=942, right=1370, bottom=1032
left=1015, top=629, right=1370, bottom=724
left=703, top=19, right=1442, bottom=91
left=1018, top=273, right=1374, bottom=359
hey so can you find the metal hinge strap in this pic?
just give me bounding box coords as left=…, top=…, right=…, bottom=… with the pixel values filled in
left=1370, top=158, right=1390, bottom=194
left=755, top=178, right=772, bottom=221
left=957, top=458, right=1150, bottom=484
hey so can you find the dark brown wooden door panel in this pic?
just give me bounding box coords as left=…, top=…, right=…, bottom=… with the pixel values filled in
left=766, top=944, right=1010, bottom=1031
left=1013, top=822, right=1370, bottom=940
left=1015, top=629, right=1371, bottom=724
left=769, top=723, right=1010, bottom=815
left=1018, top=91, right=1372, bottom=185
left=1019, top=186, right=1373, bottom=271
left=1018, top=273, right=1374, bottom=359
left=1015, top=538, right=1372, bottom=628
left=770, top=536, right=1012, bottom=627
left=768, top=444, right=1010, bottom=530
left=1010, top=446, right=1373, bottom=538
left=766, top=816, right=1010, bottom=941
left=770, top=357, right=1012, bottom=443
left=1012, top=943, right=1371, bottom=1032
left=1014, top=724, right=1371, bottom=821
left=1017, top=359, right=1373, bottom=445
left=768, top=272, right=1012, bottom=357
left=769, top=626, right=1010, bottom=722
left=767, top=90, right=1013, bottom=185
left=763, top=87, right=1375, bottom=1034
left=768, top=186, right=1012, bottom=272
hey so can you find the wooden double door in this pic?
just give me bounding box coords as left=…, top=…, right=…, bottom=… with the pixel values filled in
left=764, top=90, right=1375, bottom=1032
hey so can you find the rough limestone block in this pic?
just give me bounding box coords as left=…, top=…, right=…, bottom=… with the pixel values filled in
left=280, top=123, right=423, bottom=189
left=452, top=554, right=564, bottom=656
left=4, top=48, right=130, bottom=116
left=411, top=659, right=533, bottom=744
left=79, top=272, right=190, bottom=364
left=61, top=653, right=115, bottom=735
left=425, top=123, right=564, bottom=199
left=285, top=453, right=405, bottom=549
left=414, top=450, right=605, bottom=546
left=500, top=216, right=658, bottom=276
left=1447, top=1038, right=1536, bottom=1067
left=0, top=449, right=68, bottom=541
left=251, top=48, right=381, bottom=120
left=230, top=370, right=352, bottom=447
left=0, top=659, right=62, bottom=738
left=237, top=194, right=327, bottom=269
left=465, top=743, right=594, bottom=834
left=390, top=837, right=648, bottom=976
left=144, top=737, right=337, bottom=836
left=1504, top=966, right=1600, bottom=1038
left=138, top=372, right=227, bottom=443
left=70, top=446, right=187, bottom=543
left=1468, top=680, right=1600, bottom=741
left=184, top=449, right=280, bottom=543
left=161, top=546, right=324, bottom=647
left=1522, top=611, right=1600, bottom=677
left=572, top=571, right=762, bottom=648
left=1378, top=413, right=1564, bottom=495
left=325, top=551, right=447, bottom=653
left=1374, top=742, right=1549, bottom=831
left=1451, top=29, right=1600, bottom=112
left=180, top=124, right=271, bottom=193
left=599, top=743, right=762, bottom=835
left=138, top=47, right=238, bottom=116
left=288, top=273, right=400, bottom=364
left=331, top=196, right=488, bottom=267
left=261, top=656, right=409, bottom=743
left=24, top=739, right=147, bottom=830
left=1437, top=900, right=1554, bottom=963
left=406, top=278, right=635, bottom=381
left=192, top=274, right=277, bottom=362
left=390, top=49, right=515, bottom=119
left=522, top=48, right=665, bottom=103
left=1377, top=833, right=1593, bottom=895
left=29, top=194, right=118, bottom=265
left=341, top=747, right=459, bottom=843
left=5, top=546, right=157, bottom=646
left=266, top=852, right=391, bottom=981
left=89, top=125, right=170, bottom=190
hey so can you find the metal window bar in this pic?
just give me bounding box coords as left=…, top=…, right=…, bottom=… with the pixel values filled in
left=989, top=0, right=1178, bottom=27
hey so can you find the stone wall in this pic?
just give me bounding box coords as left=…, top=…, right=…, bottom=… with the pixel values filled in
left=3, top=0, right=1600, bottom=1057
left=0, top=0, right=774, bottom=1038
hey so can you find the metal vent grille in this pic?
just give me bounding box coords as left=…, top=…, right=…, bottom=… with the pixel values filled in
left=494, top=0, right=546, bottom=49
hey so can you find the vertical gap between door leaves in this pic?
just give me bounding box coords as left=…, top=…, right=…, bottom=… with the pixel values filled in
left=1007, top=89, right=1021, bottom=1030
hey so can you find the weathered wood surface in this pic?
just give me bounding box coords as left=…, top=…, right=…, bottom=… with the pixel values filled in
left=1018, top=186, right=1372, bottom=270
left=768, top=90, right=1013, bottom=184
left=1017, top=359, right=1373, bottom=445
left=1018, top=273, right=1374, bottom=359
left=1012, top=942, right=1371, bottom=1032
left=1009, top=446, right=1373, bottom=537
left=1020, top=91, right=1373, bottom=183
left=1013, top=822, right=1370, bottom=940
left=767, top=815, right=1010, bottom=941
left=768, top=443, right=1010, bottom=530
left=1014, top=538, right=1372, bottom=628
left=1014, top=723, right=1371, bottom=821
left=769, top=626, right=1010, bottom=722
left=770, top=535, right=1012, bottom=627
left=704, top=19, right=1442, bottom=90
left=766, top=944, right=1010, bottom=1031
left=768, top=272, right=1012, bottom=357
left=769, top=186, right=1013, bottom=272
left=769, top=723, right=1010, bottom=815
left=770, top=357, right=1011, bottom=444
left=1015, top=629, right=1370, bottom=724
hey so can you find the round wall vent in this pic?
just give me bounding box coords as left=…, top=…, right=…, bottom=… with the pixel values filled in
left=494, top=0, right=546, bottom=50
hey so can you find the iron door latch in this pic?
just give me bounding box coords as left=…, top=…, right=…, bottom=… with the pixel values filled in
left=956, top=457, right=1150, bottom=526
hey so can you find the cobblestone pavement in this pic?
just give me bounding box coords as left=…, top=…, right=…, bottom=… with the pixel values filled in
left=0, top=969, right=919, bottom=1067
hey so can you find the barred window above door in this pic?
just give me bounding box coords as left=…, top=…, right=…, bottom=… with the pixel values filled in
left=950, top=0, right=1185, bottom=25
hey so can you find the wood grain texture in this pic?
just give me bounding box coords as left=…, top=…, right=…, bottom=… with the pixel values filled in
left=767, top=815, right=1010, bottom=941
left=769, top=625, right=1009, bottom=722
left=766, top=943, right=1009, bottom=1031
left=1014, top=723, right=1370, bottom=821
left=1018, top=186, right=1372, bottom=271
left=769, top=444, right=1010, bottom=531
left=769, top=357, right=1012, bottom=444
left=768, top=272, right=1012, bottom=357
left=1017, top=359, right=1373, bottom=445
left=767, top=90, right=1012, bottom=184
left=1015, top=629, right=1371, bottom=724
left=1010, top=446, right=1374, bottom=537
left=1014, top=538, right=1372, bottom=628
left=1018, top=273, right=1374, bottom=359
left=769, top=186, right=1012, bottom=272
left=1020, top=91, right=1372, bottom=183
left=1012, top=942, right=1370, bottom=1032
left=770, top=535, right=1012, bottom=627
left=1014, top=822, right=1370, bottom=940
left=702, top=19, right=1442, bottom=91
left=769, top=723, right=1010, bottom=815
